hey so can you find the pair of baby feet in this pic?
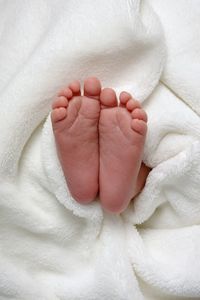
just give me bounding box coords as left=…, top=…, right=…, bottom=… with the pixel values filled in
left=51, top=77, right=148, bottom=213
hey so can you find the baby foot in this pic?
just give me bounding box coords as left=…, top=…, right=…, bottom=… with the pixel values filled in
left=51, top=77, right=101, bottom=203
left=99, top=89, right=148, bottom=213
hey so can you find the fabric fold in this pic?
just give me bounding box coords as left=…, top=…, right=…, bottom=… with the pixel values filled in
left=0, top=0, right=200, bottom=299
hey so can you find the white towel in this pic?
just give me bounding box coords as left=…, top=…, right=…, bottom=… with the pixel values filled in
left=0, top=0, right=199, bottom=299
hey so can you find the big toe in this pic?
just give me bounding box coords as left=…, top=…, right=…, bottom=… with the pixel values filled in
left=100, top=88, right=118, bottom=108
left=84, top=77, right=102, bottom=99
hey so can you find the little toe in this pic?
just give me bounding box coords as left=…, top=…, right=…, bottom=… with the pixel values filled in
left=131, top=119, right=147, bottom=136
left=132, top=108, right=148, bottom=122
left=58, top=88, right=73, bottom=99
left=52, top=96, right=68, bottom=109
left=69, top=80, right=81, bottom=96
left=119, top=91, right=132, bottom=107
left=126, top=99, right=141, bottom=111
left=84, top=77, right=102, bottom=99
left=100, top=88, right=118, bottom=108
left=51, top=107, right=67, bottom=123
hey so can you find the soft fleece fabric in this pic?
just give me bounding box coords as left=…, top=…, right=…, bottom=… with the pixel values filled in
left=0, top=0, right=200, bottom=299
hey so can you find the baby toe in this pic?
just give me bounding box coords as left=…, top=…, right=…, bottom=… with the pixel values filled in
left=51, top=107, right=67, bottom=123
left=132, top=108, right=148, bottom=123
left=131, top=119, right=147, bottom=136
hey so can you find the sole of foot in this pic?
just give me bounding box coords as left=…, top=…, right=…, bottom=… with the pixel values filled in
left=51, top=77, right=101, bottom=204
left=99, top=88, right=148, bottom=214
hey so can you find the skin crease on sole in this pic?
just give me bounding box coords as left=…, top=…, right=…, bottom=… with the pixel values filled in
left=51, top=77, right=150, bottom=214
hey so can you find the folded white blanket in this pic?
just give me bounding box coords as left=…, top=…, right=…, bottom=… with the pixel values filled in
left=0, top=0, right=200, bottom=299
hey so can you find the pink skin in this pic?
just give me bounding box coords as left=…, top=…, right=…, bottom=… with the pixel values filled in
left=51, top=77, right=150, bottom=213
left=99, top=88, right=148, bottom=213
left=51, top=78, right=101, bottom=203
